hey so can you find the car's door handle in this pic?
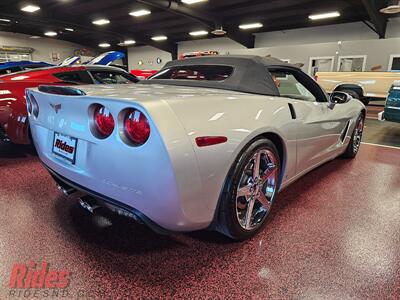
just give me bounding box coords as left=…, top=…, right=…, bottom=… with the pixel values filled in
left=288, top=103, right=297, bottom=119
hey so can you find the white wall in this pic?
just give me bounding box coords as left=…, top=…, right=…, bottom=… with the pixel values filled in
left=255, top=19, right=400, bottom=48
left=231, top=38, right=400, bottom=73
left=0, top=31, right=85, bottom=63
left=127, top=45, right=171, bottom=70
left=178, top=37, right=245, bottom=55
left=386, top=17, right=400, bottom=38
left=231, top=20, right=400, bottom=73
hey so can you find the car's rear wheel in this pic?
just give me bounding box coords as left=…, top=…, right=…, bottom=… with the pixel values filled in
left=342, top=113, right=365, bottom=158
left=217, top=138, right=281, bottom=241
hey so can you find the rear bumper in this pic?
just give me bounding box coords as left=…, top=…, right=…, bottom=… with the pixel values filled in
left=27, top=88, right=214, bottom=232
left=44, top=164, right=172, bottom=234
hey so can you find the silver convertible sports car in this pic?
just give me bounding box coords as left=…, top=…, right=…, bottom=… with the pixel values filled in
left=27, top=56, right=365, bottom=240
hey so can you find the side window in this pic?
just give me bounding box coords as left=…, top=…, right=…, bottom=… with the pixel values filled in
left=53, top=71, right=92, bottom=84
left=150, top=65, right=234, bottom=81
left=0, top=66, right=22, bottom=74
left=89, top=70, right=137, bottom=84
left=269, top=70, right=316, bottom=102
left=269, top=68, right=328, bottom=102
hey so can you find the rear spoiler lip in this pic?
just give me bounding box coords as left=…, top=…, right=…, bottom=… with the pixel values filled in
left=38, top=85, right=86, bottom=96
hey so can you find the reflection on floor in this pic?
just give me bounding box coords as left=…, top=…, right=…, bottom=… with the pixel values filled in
left=364, top=119, right=400, bottom=148
left=0, top=121, right=399, bottom=299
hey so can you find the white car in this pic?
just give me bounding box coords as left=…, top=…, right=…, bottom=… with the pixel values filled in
left=27, top=56, right=365, bottom=240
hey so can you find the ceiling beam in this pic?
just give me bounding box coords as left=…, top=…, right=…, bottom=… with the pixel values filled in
left=361, top=0, right=388, bottom=38
left=137, top=0, right=255, bottom=48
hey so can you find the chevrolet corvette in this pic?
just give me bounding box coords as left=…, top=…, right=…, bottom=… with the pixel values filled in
left=27, top=56, right=365, bottom=240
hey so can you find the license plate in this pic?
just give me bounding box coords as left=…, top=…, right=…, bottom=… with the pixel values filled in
left=52, top=132, right=77, bottom=164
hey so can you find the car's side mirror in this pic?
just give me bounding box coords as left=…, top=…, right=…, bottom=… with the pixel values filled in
left=328, top=91, right=352, bottom=109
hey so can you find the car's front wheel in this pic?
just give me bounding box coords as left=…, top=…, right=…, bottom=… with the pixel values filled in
left=217, top=138, right=281, bottom=241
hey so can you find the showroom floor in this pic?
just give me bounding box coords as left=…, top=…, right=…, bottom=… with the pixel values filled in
left=0, top=120, right=399, bottom=299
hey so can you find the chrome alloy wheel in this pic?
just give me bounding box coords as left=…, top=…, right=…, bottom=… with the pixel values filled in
left=353, top=118, right=364, bottom=153
left=235, top=149, right=279, bottom=231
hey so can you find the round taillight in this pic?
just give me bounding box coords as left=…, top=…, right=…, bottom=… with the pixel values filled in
left=31, top=94, right=39, bottom=118
left=124, top=109, right=150, bottom=145
left=93, top=105, right=115, bottom=138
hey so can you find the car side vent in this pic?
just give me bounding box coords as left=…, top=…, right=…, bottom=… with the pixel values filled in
left=340, top=120, right=351, bottom=143
left=288, top=103, right=296, bottom=119
left=38, top=85, right=86, bottom=96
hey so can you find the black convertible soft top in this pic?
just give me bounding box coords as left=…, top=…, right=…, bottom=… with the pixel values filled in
left=139, top=55, right=300, bottom=96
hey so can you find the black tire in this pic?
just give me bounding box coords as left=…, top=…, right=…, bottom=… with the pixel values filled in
left=342, top=113, right=365, bottom=159
left=216, top=138, right=281, bottom=241
left=342, top=89, right=360, bottom=100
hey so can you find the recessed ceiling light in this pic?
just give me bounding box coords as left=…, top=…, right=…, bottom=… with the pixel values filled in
left=239, top=22, right=263, bottom=30
left=0, top=18, right=11, bottom=22
left=181, top=0, right=207, bottom=4
left=99, top=43, right=111, bottom=48
left=151, top=35, right=168, bottom=41
left=309, top=11, right=340, bottom=20
left=64, top=28, right=74, bottom=32
left=189, top=30, right=208, bottom=36
left=44, top=31, right=57, bottom=37
left=380, top=0, right=400, bottom=14
left=92, top=19, right=110, bottom=25
left=129, top=9, right=151, bottom=17
left=21, top=5, right=40, bottom=13
left=119, top=40, right=136, bottom=46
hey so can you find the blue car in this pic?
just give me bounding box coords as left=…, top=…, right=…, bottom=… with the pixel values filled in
left=0, top=61, right=53, bottom=75
left=383, top=81, right=400, bottom=123
left=0, top=51, right=126, bottom=76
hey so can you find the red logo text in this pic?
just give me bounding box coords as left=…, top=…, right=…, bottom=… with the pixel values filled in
left=55, top=139, right=75, bottom=154
left=9, top=261, right=71, bottom=289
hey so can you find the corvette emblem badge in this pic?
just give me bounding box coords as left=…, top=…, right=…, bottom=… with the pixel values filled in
left=50, top=103, right=62, bottom=114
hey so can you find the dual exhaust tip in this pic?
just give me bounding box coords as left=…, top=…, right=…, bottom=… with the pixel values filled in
left=56, top=183, right=141, bottom=224
left=56, top=184, right=76, bottom=195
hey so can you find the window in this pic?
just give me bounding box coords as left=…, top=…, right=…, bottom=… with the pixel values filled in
left=89, top=70, right=137, bottom=84
left=0, top=66, right=22, bottom=75
left=150, top=65, right=234, bottom=81
left=389, top=55, right=400, bottom=71
left=338, top=56, right=367, bottom=72
left=308, top=56, right=335, bottom=76
left=270, top=70, right=316, bottom=102
left=53, top=71, right=92, bottom=84
left=269, top=68, right=329, bottom=102
left=0, top=51, right=32, bottom=63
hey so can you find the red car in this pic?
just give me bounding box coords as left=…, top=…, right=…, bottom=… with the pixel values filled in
left=0, top=65, right=138, bottom=144
left=130, top=69, right=158, bottom=80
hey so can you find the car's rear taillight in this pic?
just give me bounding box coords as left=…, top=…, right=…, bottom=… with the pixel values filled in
left=93, top=105, right=115, bottom=138
left=123, top=109, right=150, bottom=145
